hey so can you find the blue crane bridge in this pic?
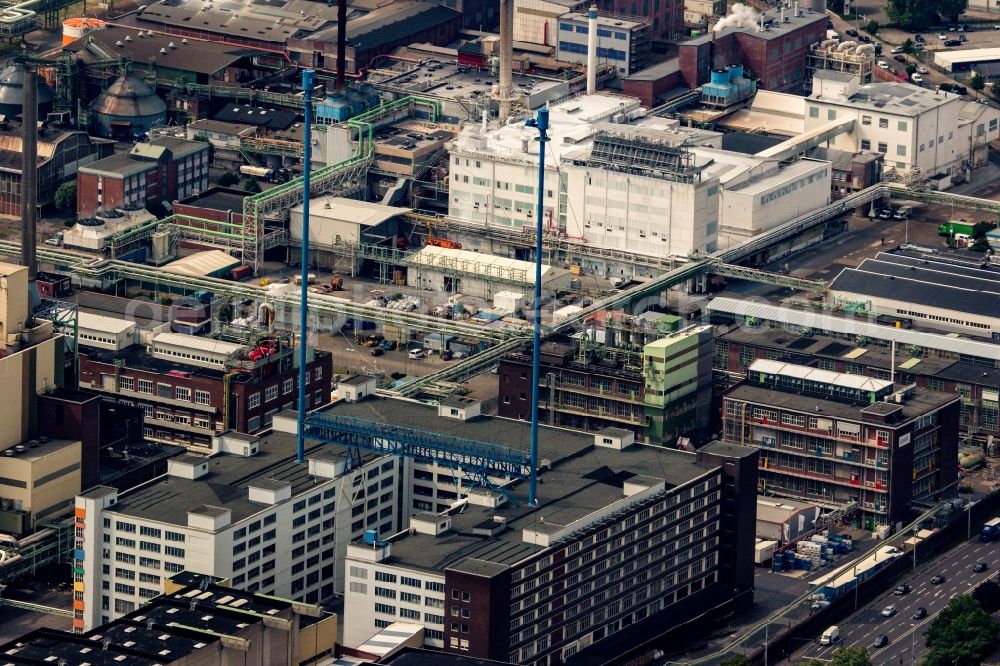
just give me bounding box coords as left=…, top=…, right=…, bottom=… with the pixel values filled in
left=303, top=413, right=531, bottom=492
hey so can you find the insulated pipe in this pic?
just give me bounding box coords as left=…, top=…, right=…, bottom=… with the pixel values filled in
left=528, top=106, right=549, bottom=508
left=297, top=68, right=315, bottom=465
left=586, top=4, right=598, bottom=94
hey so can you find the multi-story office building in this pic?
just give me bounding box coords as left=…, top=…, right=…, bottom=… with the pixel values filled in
left=73, top=414, right=405, bottom=631
left=342, top=434, right=758, bottom=663
left=78, top=330, right=332, bottom=450
left=498, top=325, right=714, bottom=445
left=721, top=359, right=960, bottom=528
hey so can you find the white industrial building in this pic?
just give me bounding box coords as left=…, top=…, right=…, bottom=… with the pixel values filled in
left=448, top=92, right=833, bottom=262
left=74, top=417, right=405, bottom=630
left=806, top=73, right=964, bottom=180
left=404, top=245, right=572, bottom=301
left=75, top=311, right=137, bottom=351
left=512, top=0, right=585, bottom=46
left=290, top=197, right=411, bottom=247
left=150, top=331, right=246, bottom=370
left=556, top=11, right=648, bottom=75
left=757, top=496, right=821, bottom=542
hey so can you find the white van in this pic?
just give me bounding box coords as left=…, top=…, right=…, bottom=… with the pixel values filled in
left=408, top=349, right=425, bottom=360
left=820, top=625, right=840, bottom=645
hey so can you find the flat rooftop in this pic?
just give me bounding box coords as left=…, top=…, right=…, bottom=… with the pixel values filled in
left=178, top=187, right=250, bottom=212
left=686, top=4, right=826, bottom=44
left=717, top=326, right=958, bottom=377
left=706, top=296, right=1000, bottom=362
left=111, top=426, right=376, bottom=526
left=724, top=381, right=958, bottom=424
left=811, top=81, right=958, bottom=117
left=376, top=58, right=564, bottom=101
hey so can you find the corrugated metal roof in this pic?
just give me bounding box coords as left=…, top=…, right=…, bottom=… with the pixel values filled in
left=153, top=332, right=244, bottom=356
left=707, top=296, right=1000, bottom=361
left=76, top=311, right=136, bottom=334
left=162, top=250, right=240, bottom=277
left=293, top=196, right=411, bottom=227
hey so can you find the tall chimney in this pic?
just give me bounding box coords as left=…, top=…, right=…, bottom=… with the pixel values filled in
left=498, top=0, right=514, bottom=120
left=21, top=65, right=37, bottom=284
left=586, top=4, right=598, bottom=94
left=336, top=0, right=347, bottom=90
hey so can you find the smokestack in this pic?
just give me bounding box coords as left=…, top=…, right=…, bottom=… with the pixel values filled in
left=498, top=0, right=514, bottom=119
left=336, top=0, right=347, bottom=90
left=587, top=4, right=598, bottom=94
left=21, top=65, right=37, bottom=284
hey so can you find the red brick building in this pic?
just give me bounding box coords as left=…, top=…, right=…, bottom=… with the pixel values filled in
left=678, top=6, right=826, bottom=92
left=78, top=335, right=332, bottom=451
left=76, top=137, right=210, bottom=217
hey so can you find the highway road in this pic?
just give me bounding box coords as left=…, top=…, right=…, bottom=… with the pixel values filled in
left=797, top=537, right=999, bottom=665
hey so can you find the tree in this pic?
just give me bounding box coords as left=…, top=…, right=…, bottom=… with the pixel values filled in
left=902, top=38, right=915, bottom=53
left=719, top=656, right=752, bottom=666
left=973, top=579, right=1000, bottom=613
left=971, top=237, right=991, bottom=253
left=191, top=134, right=215, bottom=163
left=887, top=0, right=967, bottom=29
left=972, top=73, right=986, bottom=94
left=829, top=646, right=873, bottom=666
left=924, top=595, right=999, bottom=666
left=865, top=19, right=880, bottom=35
left=906, top=63, right=918, bottom=76
left=971, top=220, right=995, bottom=239
left=54, top=181, right=76, bottom=212
left=241, top=177, right=262, bottom=193
left=218, top=171, right=240, bottom=187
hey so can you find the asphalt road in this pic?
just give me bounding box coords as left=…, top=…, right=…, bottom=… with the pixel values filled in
left=797, top=537, right=999, bottom=664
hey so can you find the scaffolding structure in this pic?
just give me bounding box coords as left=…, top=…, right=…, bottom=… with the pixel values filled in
left=33, top=298, right=79, bottom=384
left=403, top=251, right=529, bottom=288
left=304, top=413, right=529, bottom=491
left=806, top=44, right=875, bottom=85
left=0, top=519, right=74, bottom=584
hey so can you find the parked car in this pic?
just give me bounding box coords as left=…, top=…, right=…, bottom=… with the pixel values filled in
left=974, top=562, right=989, bottom=572
left=931, top=574, right=945, bottom=585
left=914, top=33, right=925, bottom=41
left=911, top=73, right=924, bottom=84
left=917, top=65, right=928, bottom=73
left=846, top=29, right=859, bottom=37
left=408, top=349, right=426, bottom=360
left=881, top=605, right=897, bottom=617
left=877, top=60, right=890, bottom=70
left=938, top=33, right=948, bottom=40
left=913, top=607, right=927, bottom=619
left=891, top=46, right=905, bottom=53
left=872, top=635, right=889, bottom=648
left=859, top=34, right=872, bottom=43
left=892, top=209, right=909, bottom=220
left=370, top=346, right=384, bottom=356
left=878, top=208, right=893, bottom=219
left=945, top=39, right=962, bottom=47
left=893, top=54, right=907, bottom=62
left=960, top=34, right=968, bottom=42
left=894, top=583, right=910, bottom=595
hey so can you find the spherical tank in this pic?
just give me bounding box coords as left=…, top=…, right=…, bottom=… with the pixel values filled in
left=0, top=62, right=55, bottom=117
left=89, top=75, right=166, bottom=139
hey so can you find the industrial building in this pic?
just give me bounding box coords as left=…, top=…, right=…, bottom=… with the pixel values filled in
left=76, top=136, right=210, bottom=217
left=405, top=246, right=573, bottom=302
left=134, top=0, right=463, bottom=75
left=73, top=414, right=403, bottom=630
left=556, top=12, right=651, bottom=75
left=0, top=115, right=112, bottom=217
left=683, top=0, right=725, bottom=32
left=7, top=575, right=336, bottom=661
left=0, top=62, right=55, bottom=117
left=61, top=207, right=157, bottom=254
left=447, top=92, right=831, bottom=264
left=806, top=40, right=875, bottom=85
left=805, top=73, right=972, bottom=180
left=721, top=359, right=960, bottom=528
left=342, top=431, right=758, bottom=662
left=77, top=328, right=332, bottom=449
left=706, top=294, right=1000, bottom=370
left=827, top=252, right=1000, bottom=337
left=933, top=47, right=1000, bottom=74
left=678, top=4, right=827, bottom=92
left=498, top=324, right=714, bottom=445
